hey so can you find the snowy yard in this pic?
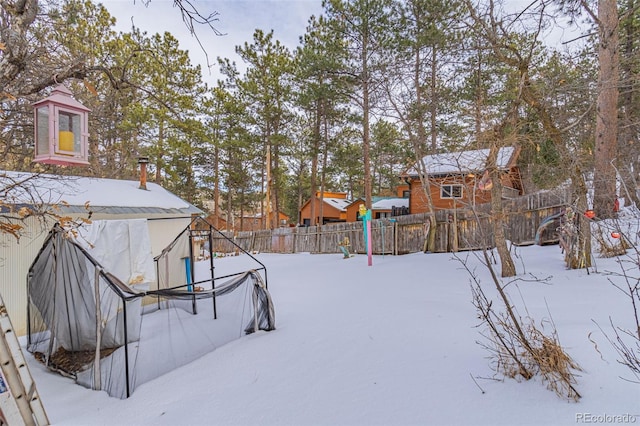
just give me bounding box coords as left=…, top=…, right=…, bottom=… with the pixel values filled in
left=27, top=243, right=639, bottom=425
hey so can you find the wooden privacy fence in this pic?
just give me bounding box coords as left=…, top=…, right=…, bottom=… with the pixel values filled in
left=209, top=189, right=571, bottom=256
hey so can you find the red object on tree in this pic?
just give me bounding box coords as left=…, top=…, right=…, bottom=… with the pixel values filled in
left=585, top=210, right=595, bottom=219
left=611, top=232, right=620, bottom=239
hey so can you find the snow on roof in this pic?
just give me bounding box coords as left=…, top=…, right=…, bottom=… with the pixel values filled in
left=0, top=170, right=196, bottom=211
left=324, top=197, right=351, bottom=211
left=371, top=198, right=409, bottom=210
left=405, top=146, right=517, bottom=176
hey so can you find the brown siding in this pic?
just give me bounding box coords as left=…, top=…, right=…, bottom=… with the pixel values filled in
left=396, top=184, right=410, bottom=198
left=316, top=191, right=348, bottom=199
left=300, top=198, right=345, bottom=224
left=345, top=201, right=364, bottom=222
left=408, top=173, right=505, bottom=214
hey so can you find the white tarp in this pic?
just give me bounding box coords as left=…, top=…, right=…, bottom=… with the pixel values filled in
left=75, top=219, right=156, bottom=287
left=58, top=219, right=155, bottom=349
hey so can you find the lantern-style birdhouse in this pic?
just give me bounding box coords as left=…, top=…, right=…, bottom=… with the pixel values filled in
left=33, top=84, right=90, bottom=166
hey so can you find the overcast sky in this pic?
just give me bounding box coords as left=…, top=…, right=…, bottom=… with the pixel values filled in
left=96, top=0, right=584, bottom=88
left=98, top=0, right=324, bottom=86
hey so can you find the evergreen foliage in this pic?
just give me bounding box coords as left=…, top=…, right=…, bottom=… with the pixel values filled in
left=0, top=0, right=637, bottom=227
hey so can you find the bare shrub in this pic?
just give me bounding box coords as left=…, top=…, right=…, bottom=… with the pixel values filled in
left=589, top=210, right=640, bottom=383
left=465, top=251, right=582, bottom=401
left=526, top=324, right=582, bottom=399
left=596, top=254, right=640, bottom=383
left=592, top=225, right=630, bottom=258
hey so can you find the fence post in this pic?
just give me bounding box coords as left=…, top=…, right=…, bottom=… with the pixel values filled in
left=380, top=220, right=385, bottom=257
left=316, top=224, right=321, bottom=253
left=292, top=227, right=297, bottom=254
left=391, top=219, right=397, bottom=256
left=452, top=201, right=459, bottom=252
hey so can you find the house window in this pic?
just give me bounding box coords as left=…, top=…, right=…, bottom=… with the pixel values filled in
left=441, top=184, right=463, bottom=199
left=402, top=190, right=410, bottom=198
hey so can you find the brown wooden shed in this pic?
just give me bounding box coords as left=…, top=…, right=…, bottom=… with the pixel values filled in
left=299, top=191, right=351, bottom=225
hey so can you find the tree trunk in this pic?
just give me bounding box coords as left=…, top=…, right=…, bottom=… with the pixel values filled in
left=271, top=144, right=279, bottom=229
left=413, top=32, right=437, bottom=252
left=362, top=37, right=372, bottom=209
left=474, top=45, right=483, bottom=141
left=310, top=100, right=321, bottom=225
left=363, top=83, right=372, bottom=209
left=487, top=141, right=516, bottom=277
left=319, top=112, right=330, bottom=225
left=618, top=0, right=640, bottom=208
left=519, top=77, right=593, bottom=269
left=265, top=143, right=271, bottom=230
left=226, top=191, right=232, bottom=231
left=593, top=0, right=620, bottom=218
left=213, top=143, right=220, bottom=228
left=430, top=47, right=438, bottom=153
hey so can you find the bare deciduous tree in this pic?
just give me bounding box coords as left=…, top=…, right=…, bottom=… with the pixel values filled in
left=465, top=0, right=592, bottom=269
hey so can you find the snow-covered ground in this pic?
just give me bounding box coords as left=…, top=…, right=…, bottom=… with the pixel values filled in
left=27, top=232, right=640, bottom=425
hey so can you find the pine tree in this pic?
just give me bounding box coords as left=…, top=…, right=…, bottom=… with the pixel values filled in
left=234, top=30, right=294, bottom=229
left=294, top=14, right=351, bottom=224
left=323, top=0, right=393, bottom=209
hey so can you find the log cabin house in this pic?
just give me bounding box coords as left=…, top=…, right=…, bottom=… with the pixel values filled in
left=401, top=146, right=523, bottom=214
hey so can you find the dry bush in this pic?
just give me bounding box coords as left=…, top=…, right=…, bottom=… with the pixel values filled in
left=468, top=255, right=582, bottom=401
left=526, top=325, right=582, bottom=400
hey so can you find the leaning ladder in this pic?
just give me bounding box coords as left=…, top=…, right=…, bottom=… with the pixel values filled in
left=0, top=295, right=49, bottom=426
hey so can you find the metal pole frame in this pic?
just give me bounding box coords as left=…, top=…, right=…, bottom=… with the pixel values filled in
left=208, top=230, right=217, bottom=319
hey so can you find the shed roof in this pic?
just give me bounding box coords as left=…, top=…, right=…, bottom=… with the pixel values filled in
left=0, top=170, right=201, bottom=217
left=323, top=197, right=351, bottom=211
left=372, top=198, right=409, bottom=210
left=404, top=146, right=519, bottom=177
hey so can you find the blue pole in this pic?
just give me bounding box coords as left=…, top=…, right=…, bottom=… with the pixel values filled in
left=184, top=257, right=193, bottom=291
left=365, top=209, right=372, bottom=266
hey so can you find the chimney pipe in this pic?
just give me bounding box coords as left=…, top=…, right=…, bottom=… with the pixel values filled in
left=138, top=157, right=149, bottom=190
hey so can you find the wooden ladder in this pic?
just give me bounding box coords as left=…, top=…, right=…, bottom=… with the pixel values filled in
left=0, top=295, right=49, bottom=426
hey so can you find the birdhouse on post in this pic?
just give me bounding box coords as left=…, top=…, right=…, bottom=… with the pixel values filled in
left=33, top=84, right=90, bottom=166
